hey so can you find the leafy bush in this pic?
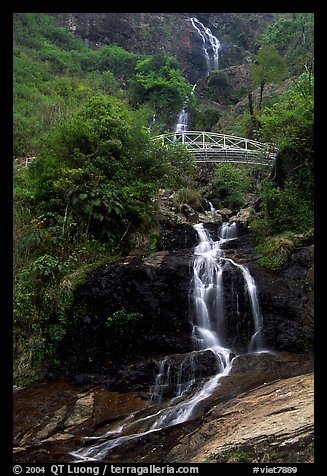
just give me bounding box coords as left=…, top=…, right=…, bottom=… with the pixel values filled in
left=129, top=51, right=193, bottom=118
left=190, top=105, right=221, bottom=131
left=205, top=71, right=232, bottom=103
left=255, top=234, right=295, bottom=270
left=173, top=188, right=202, bottom=210
left=259, top=179, right=314, bottom=234
left=106, top=310, right=143, bottom=329
left=95, top=44, right=139, bottom=77
left=258, top=73, right=313, bottom=149
left=259, top=14, right=314, bottom=75
left=206, top=163, right=251, bottom=210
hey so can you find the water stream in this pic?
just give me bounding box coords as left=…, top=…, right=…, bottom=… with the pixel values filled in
left=70, top=221, right=264, bottom=462
left=174, top=108, right=189, bottom=135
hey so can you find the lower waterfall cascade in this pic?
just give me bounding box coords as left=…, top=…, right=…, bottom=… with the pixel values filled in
left=70, top=221, right=267, bottom=462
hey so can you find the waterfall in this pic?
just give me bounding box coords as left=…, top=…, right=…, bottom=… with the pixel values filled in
left=204, top=199, right=217, bottom=218
left=220, top=221, right=237, bottom=240
left=174, top=108, right=189, bottom=134
left=173, top=105, right=189, bottom=142
left=190, top=223, right=232, bottom=371
left=190, top=17, right=221, bottom=75
left=70, top=222, right=265, bottom=462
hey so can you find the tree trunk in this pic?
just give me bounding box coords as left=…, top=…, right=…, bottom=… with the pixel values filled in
left=259, top=82, right=265, bottom=110
left=248, top=92, right=254, bottom=116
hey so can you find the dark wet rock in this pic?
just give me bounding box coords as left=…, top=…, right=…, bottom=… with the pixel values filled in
left=150, top=349, right=221, bottom=400
left=157, top=222, right=198, bottom=251
left=55, top=250, right=195, bottom=383
left=248, top=245, right=314, bottom=353
left=52, top=221, right=313, bottom=386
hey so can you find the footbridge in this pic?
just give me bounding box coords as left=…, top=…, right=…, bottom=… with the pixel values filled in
left=155, top=131, right=278, bottom=166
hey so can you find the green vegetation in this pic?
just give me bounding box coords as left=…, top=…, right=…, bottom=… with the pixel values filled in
left=13, top=13, right=193, bottom=157
left=106, top=310, right=143, bottom=331
left=173, top=188, right=203, bottom=211
left=259, top=13, right=314, bottom=76
left=204, top=436, right=314, bottom=463
left=250, top=45, right=287, bottom=110
left=247, top=70, right=314, bottom=269
left=205, top=163, right=251, bottom=211
left=129, top=52, right=194, bottom=124
left=13, top=13, right=197, bottom=384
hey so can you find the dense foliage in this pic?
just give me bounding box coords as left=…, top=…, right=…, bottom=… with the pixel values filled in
left=259, top=13, right=314, bottom=76
left=205, top=164, right=251, bottom=211
left=13, top=13, right=197, bottom=383
left=129, top=52, right=194, bottom=124
left=247, top=70, right=314, bottom=269
left=250, top=45, right=287, bottom=110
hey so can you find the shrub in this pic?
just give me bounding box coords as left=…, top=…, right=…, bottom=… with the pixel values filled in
left=260, top=179, right=314, bottom=234
left=206, top=163, right=251, bottom=210
left=106, top=310, right=143, bottom=334
left=173, top=188, right=202, bottom=210
left=255, top=234, right=295, bottom=270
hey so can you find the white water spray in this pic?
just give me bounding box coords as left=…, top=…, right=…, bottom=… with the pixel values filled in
left=174, top=108, right=189, bottom=134
left=173, top=17, right=221, bottom=136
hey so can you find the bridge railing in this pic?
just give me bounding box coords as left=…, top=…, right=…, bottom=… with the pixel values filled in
left=14, top=156, right=37, bottom=168
left=154, top=131, right=278, bottom=163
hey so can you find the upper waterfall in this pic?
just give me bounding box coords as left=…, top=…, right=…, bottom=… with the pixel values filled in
left=190, top=17, right=221, bottom=75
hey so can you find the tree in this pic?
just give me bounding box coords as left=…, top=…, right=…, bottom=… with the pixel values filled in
left=254, top=73, right=314, bottom=237
left=251, top=45, right=287, bottom=110
left=206, top=163, right=251, bottom=210
left=259, top=14, right=313, bottom=76
left=129, top=52, right=193, bottom=120
left=27, top=94, right=196, bottom=246
left=258, top=73, right=313, bottom=149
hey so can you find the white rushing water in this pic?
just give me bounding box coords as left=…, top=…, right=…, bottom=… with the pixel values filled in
left=174, top=108, right=189, bottom=134
left=190, top=17, right=221, bottom=75
left=71, top=222, right=264, bottom=462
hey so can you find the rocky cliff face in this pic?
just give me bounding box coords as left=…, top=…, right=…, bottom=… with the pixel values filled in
left=13, top=355, right=314, bottom=463
left=52, top=219, right=313, bottom=391
left=48, top=13, right=278, bottom=83
left=49, top=13, right=205, bottom=82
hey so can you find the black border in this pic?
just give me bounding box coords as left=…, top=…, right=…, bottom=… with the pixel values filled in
left=7, top=4, right=322, bottom=472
